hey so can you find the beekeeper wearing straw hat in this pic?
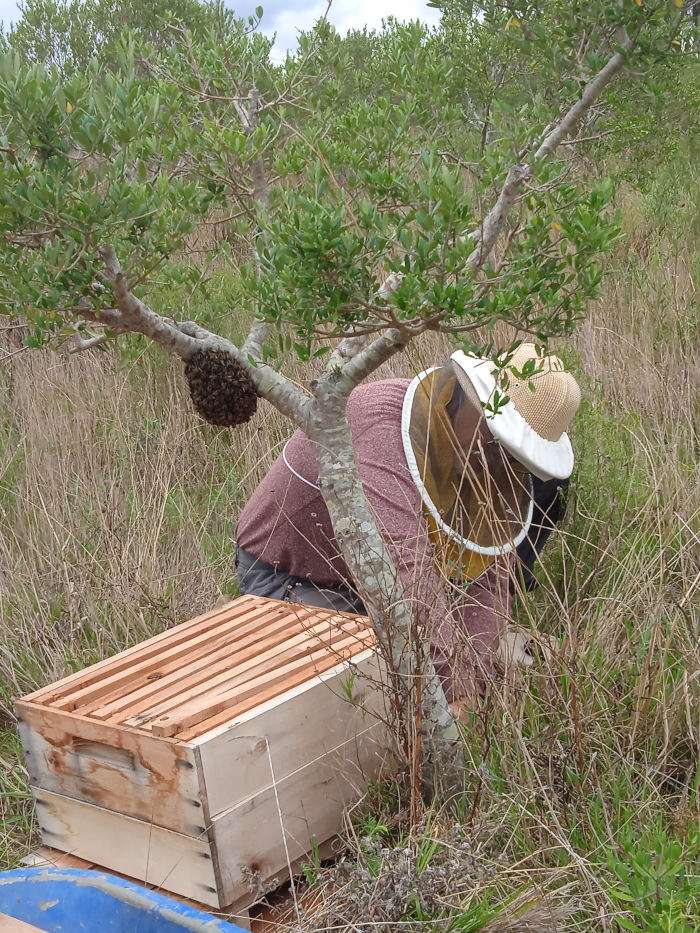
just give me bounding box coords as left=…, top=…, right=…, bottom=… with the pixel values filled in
left=236, top=343, right=581, bottom=704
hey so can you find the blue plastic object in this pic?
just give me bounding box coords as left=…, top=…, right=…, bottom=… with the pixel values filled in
left=0, top=867, right=244, bottom=932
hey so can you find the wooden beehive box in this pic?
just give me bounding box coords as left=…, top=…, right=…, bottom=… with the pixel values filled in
left=15, top=595, right=389, bottom=910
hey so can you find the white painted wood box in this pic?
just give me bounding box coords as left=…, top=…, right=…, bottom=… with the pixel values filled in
left=15, top=595, right=389, bottom=910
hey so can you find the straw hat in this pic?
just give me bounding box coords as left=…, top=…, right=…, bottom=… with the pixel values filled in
left=450, top=345, right=581, bottom=481
left=504, top=344, right=581, bottom=443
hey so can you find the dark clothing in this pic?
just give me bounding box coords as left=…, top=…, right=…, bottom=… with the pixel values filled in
left=513, top=477, right=569, bottom=592
left=235, top=546, right=366, bottom=614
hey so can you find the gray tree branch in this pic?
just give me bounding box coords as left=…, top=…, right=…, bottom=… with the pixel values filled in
left=94, top=246, right=311, bottom=427
left=69, top=332, right=110, bottom=353
left=308, top=380, right=462, bottom=784
left=467, top=28, right=636, bottom=270
left=241, top=86, right=274, bottom=360
left=325, top=272, right=407, bottom=372
left=534, top=33, right=634, bottom=159
left=334, top=328, right=410, bottom=392
left=466, top=163, right=532, bottom=270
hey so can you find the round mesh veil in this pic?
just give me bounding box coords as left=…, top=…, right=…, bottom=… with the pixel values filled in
left=406, top=365, right=533, bottom=566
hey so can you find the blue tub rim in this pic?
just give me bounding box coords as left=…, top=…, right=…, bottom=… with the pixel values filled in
left=0, top=866, right=245, bottom=932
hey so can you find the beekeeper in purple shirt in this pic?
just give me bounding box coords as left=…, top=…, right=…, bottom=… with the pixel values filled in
left=236, top=344, right=580, bottom=702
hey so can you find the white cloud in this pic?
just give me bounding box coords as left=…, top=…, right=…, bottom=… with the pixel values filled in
left=260, top=1, right=441, bottom=60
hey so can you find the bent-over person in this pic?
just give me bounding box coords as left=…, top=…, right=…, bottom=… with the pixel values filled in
left=235, top=344, right=580, bottom=705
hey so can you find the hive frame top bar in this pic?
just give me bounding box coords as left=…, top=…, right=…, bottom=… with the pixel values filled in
left=18, top=596, right=377, bottom=742
left=186, top=645, right=379, bottom=746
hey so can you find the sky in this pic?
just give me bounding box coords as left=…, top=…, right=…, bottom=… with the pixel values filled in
left=0, top=1, right=442, bottom=57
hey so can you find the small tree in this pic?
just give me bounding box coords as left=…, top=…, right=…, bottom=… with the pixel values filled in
left=0, top=0, right=691, bottom=787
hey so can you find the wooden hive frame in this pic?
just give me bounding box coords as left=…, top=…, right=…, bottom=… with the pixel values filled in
left=16, top=596, right=390, bottom=909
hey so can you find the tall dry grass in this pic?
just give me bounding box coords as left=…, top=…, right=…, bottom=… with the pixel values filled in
left=0, top=184, right=697, bottom=928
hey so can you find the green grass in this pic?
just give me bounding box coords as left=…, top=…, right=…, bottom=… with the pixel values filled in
left=0, top=729, right=35, bottom=870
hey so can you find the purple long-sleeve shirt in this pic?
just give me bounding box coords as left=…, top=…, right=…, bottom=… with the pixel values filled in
left=236, top=379, right=511, bottom=700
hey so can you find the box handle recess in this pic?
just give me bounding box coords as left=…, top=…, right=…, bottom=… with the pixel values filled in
left=72, top=739, right=136, bottom=771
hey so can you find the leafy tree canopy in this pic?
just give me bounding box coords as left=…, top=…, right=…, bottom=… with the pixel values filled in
left=0, top=1, right=695, bottom=359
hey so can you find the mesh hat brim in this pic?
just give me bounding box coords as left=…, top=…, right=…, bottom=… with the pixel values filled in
left=450, top=351, right=575, bottom=481
left=402, top=366, right=534, bottom=557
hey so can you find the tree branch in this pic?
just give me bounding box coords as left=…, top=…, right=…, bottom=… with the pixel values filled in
left=309, top=379, right=462, bottom=786
left=467, top=28, right=636, bottom=271
left=241, top=86, right=273, bottom=359
left=241, top=318, right=271, bottom=359
left=312, top=21, right=640, bottom=461
left=93, top=246, right=311, bottom=427
left=333, top=328, right=412, bottom=393
left=325, top=270, right=407, bottom=370
left=98, top=246, right=199, bottom=358
left=246, top=87, right=271, bottom=210
left=534, top=32, right=634, bottom=159
left=69, top=333, right=110, bottom=353
left=466, top=163, right=531, bottom=270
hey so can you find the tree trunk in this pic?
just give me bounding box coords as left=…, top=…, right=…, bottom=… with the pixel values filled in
left=309, top=376, right=463, bottom=792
